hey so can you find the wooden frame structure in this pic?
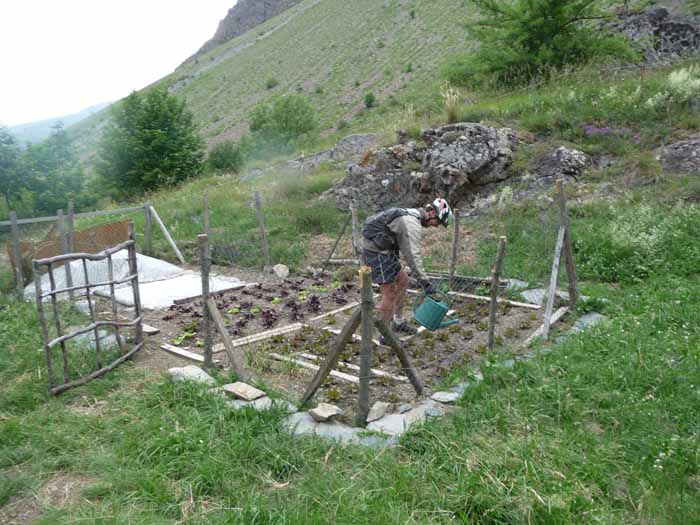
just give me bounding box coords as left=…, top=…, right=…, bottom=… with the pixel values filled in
left=32, top=223, right=144, bottom=395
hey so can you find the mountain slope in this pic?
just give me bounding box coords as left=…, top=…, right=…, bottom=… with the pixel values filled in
left=72, top=0, right=473, bottom=158
left=11, top=102, right=111, bottom=144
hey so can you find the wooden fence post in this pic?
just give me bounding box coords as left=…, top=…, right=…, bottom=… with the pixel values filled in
left=487, top=236, right=507, bottom=350
left=450, top=209, right=460, bottom=286
left=33, top=260, right=55, bottom=390
left=350, top=203, right=362, bottom=263
left=322, top=213, right=351, bottom=272
left=144, top=203, right=153, bottom=256
left=198, top=234, right=213, bottom=369
left=127, top=222, right=144, bottom=347
left=254, top=191, right=271, bottom=272
left=203, top=192, right=211, bottom=238
left=149, top=205, right=185, bottom=264
left=543, top=225, right=566, bottom=340
left=10, top=211, right=23, bottom=296
left=357, top=266, right=374, bottom=427
left=57, top=209, right=74, bottom=299
left=67, top=200, right=75, bottom=253
left=556, top=179, right=578, bottom=311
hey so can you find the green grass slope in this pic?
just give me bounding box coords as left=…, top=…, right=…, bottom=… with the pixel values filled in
left=72, top=0, right=473, bottom=158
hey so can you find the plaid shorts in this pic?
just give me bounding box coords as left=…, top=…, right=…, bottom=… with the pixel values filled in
left=363, top=249, right=402, bottom=285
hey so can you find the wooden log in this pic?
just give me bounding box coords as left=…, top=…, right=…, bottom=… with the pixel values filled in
left=321, top=326, right=385, bottom=348
left=269, top=353, right=359, bottom=384
left=47, top=263, right=70, bottom=384
left=34, top=260, right=55, bottom=390
left=254, top=191, right=271, bottom=272
left=172, top=283, right=248, bottom=305
left=149, top=205, right=185, bottom=265
left=144, top=203, right=153, bottom=256
left=556, top=179, right=578, bottom=311
left=161, top=343, right=206, bottom=363
left=326, top=259, right=360, bottom=266
left=50, top=341, right=145, bottom=395
left=322, top=213, right=351, bottom=271
left=207, top=298, right=250, bottom=381
left=543, top=225, right=566, bottom=340
left=449, top=209, right=460, bottom=285
left=10, top=211, right=23, bottom=296
left=357, top=266, right=374, bottom=426
left=309, top=301, right=360, bottom=322
left=524, top=307, right=569, bottom=346
left=299, top=307, right=362, bottom=407
left=127, top=223, right=144, bottom=353
left=67, top=201, right=75, bottom=254
left=373, top=319, right=423, bottom=395
left=298, top=353, right=408, bottom=382
left=488, top=236, right=507, bottom=350
left=199, top=235, right=213, bottom=369
left=212, top=322, right=305, bottom=352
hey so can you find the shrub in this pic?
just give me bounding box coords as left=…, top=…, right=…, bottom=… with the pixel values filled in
left=450, top=0, right=636, bottom=87
left=249, top=94, right=318, bottom=155
left=441, top=84, right=461, bottom=124
left=364, top=92, right=377, bottom=108
left=265, top=77, right=279, bottom=90
left=206, top=139, right=250, bottom=174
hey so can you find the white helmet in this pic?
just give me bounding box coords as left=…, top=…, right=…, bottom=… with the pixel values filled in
left=430, top=197, right=452, bottom=227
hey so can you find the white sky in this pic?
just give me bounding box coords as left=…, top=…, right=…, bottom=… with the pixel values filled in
left=0, top=1, right=234, bottom=127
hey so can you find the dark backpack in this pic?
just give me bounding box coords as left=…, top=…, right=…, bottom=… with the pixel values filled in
left=362, top=208, right=411, bottom=251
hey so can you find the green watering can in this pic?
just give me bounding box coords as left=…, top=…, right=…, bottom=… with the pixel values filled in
left=413, top=291, right=459, bottom=331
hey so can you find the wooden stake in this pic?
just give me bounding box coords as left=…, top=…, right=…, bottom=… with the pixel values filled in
left=556, top=179, right=578, bottom=311
left=47, top=263, right=70, bottom=383
left=322, top=213, right=351, bottom=272
left=488, top=236, right=507, bottom=350
left=149, top=205, right=185, bottom=265
left=198, top=235, right=213, bottom=368
left=144, top=203, right=153, bottom=256
left=34, top=260, right=54, bottom=390
left=254, top=191, right=271, bottom=272
left=449, top=209, right=460, bottom=286
left=106, top=254, right=126, bottom=355
left=299, top=308, right=362, bottom=407
left=207, top=298, right=251, bottom=381
left=58, top=209, right=74, bottom=299
left=350, top=203, right=362, bottom=263
left=357, top=266, right=374, bottom=426
left=543, top=225, right=566, bottom=340
left=10, top=211, right=23, bottom=296
left=203, top=193, right=210, bottom=238
left=373, top=319, right=423, bottom=395
left=127, top=223, right=144, bottom=352
left=67, top=200, right=75, bottom=253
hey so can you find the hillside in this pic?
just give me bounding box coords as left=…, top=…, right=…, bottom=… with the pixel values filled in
left=71, top=0, right=472, bottom=161
left=10, top=102, right=110, bottom=144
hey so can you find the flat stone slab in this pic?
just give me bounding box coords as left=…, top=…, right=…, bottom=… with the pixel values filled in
left=309, top=403, right=343, bottom=422
left=367, top=400, right=447, bottom=436
left=367, top=401, right=391, bottom=423
left=571, top=313, right=607, bottom=333
left=223, top=382, right=266, bottom=401
left=431, top=391, right=461, bottom=404
left=168, top=365, right=215, bottom=386
left=521, top=288, right=569, bottom=306
left=226, top=396, right=296, bottom=413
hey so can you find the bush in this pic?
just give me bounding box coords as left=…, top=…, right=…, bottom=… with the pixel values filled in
left=206, top=139, right=250, bottom=174
left=265, top=77, right=279, bottom=90
left=450, top=0, right=636, bottom=87
left=249, top=95, right=318, bottom=155
left=364, top=92, right=377, bottom=108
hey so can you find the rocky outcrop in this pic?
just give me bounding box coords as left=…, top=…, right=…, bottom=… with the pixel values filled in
left=612, top=7, right=700, bottom=62
left=327, top=123, right=518, bottom=211
left=659, top=135, right=700, bottom=174
left=193, top=0, right=303, bottom=58
left=534, top=147, right=590, bottom=181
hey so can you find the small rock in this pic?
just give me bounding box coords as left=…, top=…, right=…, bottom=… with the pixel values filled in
left=358, top=434, right=398, bottom=449
left=314, top=421, right=363, bottom=443
left=223, top=382, right=266, bottom=401
left=168, top=365, right=215, bottom=386
left=521, top=288, right=569, bottom=307
left=450, top=382, right=471, bottom=395
left=367, top=401, right=390, bottom=423
left=500, top=359, right=516, bottom=369
left=431, top=391, right=461, bottom=404
left=309, top=402, right=343, bottom=422
left=367, top=414, right=409, bottom=436
left=571, top=313, right=607, bottom=333
left=273, top=264, right=290, bottom=279
left=473, top=369, right=484, bottom=382
left=283, top=412, right=318, bottom=435
left=251, top=396, right=273, bottom=410
left=398, top=403, right=413, bottom=414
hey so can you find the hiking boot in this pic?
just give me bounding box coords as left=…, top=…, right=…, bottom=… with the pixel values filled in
left=391, top=319, right=417, bottom=335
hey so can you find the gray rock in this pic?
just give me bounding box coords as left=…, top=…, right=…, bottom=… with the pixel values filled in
left=473, top=369, right=484, bottom=382
left=367, top=401, right=391, bottom=423
left=309, top=402, right=343, bottom=422
left=272, top=264, right=290, bottom=279
left=534, top=147, right=589, bottom=181
left=73, top=300, right=91, bottom=315
left=431, top=391, right=461, bottom=404
left=251, top=396, right=274, bottom=410
left=571, top=313, right=607, bottom=333
left=367, top=413, right=409, bottom=436
left=314, top=421, right=363, bottom=444
left=450, top=382, right=471, bottom=395
left=331, top=134, right=379, bottom=161
left=358, top=434, right=398, bottom=449
left=168, top=365, right=215, bottom=386
left=521, top=288, right=569, bottom=307
left=398, top=403, right=413, bottom=414
left=659, top=136, right=700, bottom=174
left=500, top=359, right=516, bottom=369
left=283, top=412, right=318, bottom=435
left=505, top=279, right=529, bottom=290
left=223, top=382, right=266, bottom=401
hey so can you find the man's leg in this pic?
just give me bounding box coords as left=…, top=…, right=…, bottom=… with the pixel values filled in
left=377, top=282, right=397, bottom=326
left=392, top=270, right=409, bottom=321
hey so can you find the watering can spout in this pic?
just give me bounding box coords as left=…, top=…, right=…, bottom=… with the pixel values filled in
left=413, top=291, right=458, bottom=331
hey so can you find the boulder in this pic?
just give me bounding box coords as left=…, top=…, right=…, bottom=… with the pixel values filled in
left=273, top=264, right=290, bottom=279
left=534, top=147, right=590, bottom=181
left=659, top=136, right=700, bottom=174
left=367, top=401, right=391, bottom=423
left=309, top=402, right=343, bottom=422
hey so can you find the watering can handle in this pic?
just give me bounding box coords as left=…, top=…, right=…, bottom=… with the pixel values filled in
left=412, top=290, right=451, bottom=315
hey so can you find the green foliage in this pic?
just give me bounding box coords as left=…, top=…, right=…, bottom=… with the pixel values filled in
left=0, top=126, right=21, bottom=210
left=97, top=88, right=205, bottom=198
left=691, top=0, right=700, bottom=15
left=450, top=0, right=636, bottom=87
left=248, top=94, right=318, bottom=155
left=206, top=138, right=251, bottom=174
left=364, top=92, right=377, bottom=108
left=265, top=77, right=279, bottom=90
